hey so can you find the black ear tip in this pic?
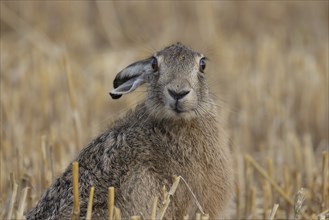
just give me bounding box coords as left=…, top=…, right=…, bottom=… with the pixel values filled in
left=109, top=93, right=122, bottom=99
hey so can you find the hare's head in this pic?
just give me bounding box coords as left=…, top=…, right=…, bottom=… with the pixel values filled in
left=110, top=43, right=215, bottom=120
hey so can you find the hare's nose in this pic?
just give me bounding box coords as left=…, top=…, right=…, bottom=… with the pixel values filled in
left=168, top=89, right=190, bottom=100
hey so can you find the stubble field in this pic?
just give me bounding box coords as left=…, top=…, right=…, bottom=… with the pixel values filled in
left=0, top=2, right=328, bottom=219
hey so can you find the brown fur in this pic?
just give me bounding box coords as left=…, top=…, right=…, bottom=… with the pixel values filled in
left=27, top=43, right=233, bottom=220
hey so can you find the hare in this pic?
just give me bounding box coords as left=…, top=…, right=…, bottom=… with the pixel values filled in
left=27, top=43, right=233, bottom=220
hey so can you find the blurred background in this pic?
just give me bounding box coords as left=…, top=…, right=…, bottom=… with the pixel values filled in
left=1, top=1, right=328, bottom=219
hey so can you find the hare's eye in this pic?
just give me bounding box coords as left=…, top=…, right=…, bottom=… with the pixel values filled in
left=199, top=57, right=206, bottom=73
left=151, top=57, right=158, bottom=72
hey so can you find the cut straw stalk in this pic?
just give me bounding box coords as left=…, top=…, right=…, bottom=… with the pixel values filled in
left=318, top=214, right=326, bottom=220
left=161, top=185, right=167, bottom=203
left=16, top=187, right=29, bottom=219
left=322, top=151, right=328, bottom=208
left=201, top=214, right=210, bottom=220
left=15, top=146, right=21, bottom=186
left=86, top=186, right=95, bottom=220
left=114, top=207, right=121, bottom=220
left=41, top=135, right=50, bottom=189
left=244, top=156, right=253, bottom=216
left=157, top=194, right=170, bottom=220
left=262, top=181, right=272, bottom=218
left=71, top=162, right=80, bottom=220
left=319, top=209, right=329, bottom=217
left=284, top=166, right=292, bottom=218
left=156, top=175, right=206, bottom=220
left=157, top=176, right=180, bottom=220
left=7, top=183, right=18, bottom=219
left=245, top=154, right=293, bottom=204
left=267, top=158, right=275, bottom=202
left=150, top=196, right=158, bottom=220
left=268, top=203, right=279, bottom=220
left=108, top=187, right=115, bottom=220
left=244, top=154, right=309, bottom=219
left=49, top=144, right=55, bottom=182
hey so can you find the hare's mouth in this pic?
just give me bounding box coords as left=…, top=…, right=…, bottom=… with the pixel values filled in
left=173, top=107, right=185, bottom=114
left=169, top=102, right=188, bottom=114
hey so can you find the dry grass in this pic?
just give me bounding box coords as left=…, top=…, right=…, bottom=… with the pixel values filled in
left=0, top=1, right=328, bottom=219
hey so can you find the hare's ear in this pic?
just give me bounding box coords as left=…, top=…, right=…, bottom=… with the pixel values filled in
left=110, top=57, right=154, bottom=99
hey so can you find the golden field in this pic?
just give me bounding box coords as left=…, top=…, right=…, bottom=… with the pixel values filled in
left=0, top=1, right=328, bottom=219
